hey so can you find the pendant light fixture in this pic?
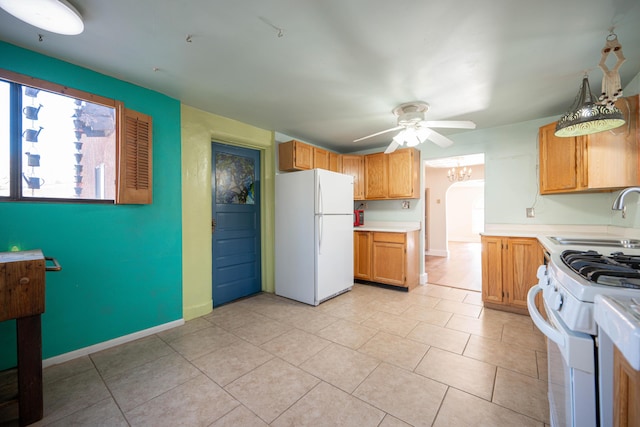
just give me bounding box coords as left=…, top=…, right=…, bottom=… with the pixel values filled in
left=0, top=0, right=84, bottom=35
left=554, top=75, right=625, bottom=137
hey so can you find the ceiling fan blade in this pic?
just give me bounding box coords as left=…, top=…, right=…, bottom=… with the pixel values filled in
left=384, top=141, right=400, bottom=154
left=426, top=130, right=455, bottom=148
left=353, top=125, right=403, bottom=142
left=422, top=120, right=476, bottom=129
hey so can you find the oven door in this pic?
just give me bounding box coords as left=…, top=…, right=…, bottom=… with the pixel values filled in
left=528, top=285, right=597, bottom=427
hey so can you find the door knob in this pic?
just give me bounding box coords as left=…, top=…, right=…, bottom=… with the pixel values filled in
left=211, top=219, right=216, bottom=234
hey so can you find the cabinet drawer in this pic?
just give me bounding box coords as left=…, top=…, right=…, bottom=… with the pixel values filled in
left=373, top=232, right=405, bottom=244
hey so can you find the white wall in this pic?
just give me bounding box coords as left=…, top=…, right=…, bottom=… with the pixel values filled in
left=447, top=183, right=485, bottom=243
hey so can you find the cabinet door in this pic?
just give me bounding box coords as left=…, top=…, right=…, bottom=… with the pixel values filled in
left=539, top=122, right=581, bottom=194
left=342, top=155, right=364, bottom=200
left=614, top=346, right=640, bottom=427
left=388, top=149, right=419, bottom=198
left=372, top=241, right=405, bottom=286
left=329, top=152, right=342, bottom=173
left=587, top=95, right=640, bottom=190
left=294, top=141, right=314, bottom=170
left=314, top=147, right=330, bottom=170
left=278, top=140, right=314, bottom=171
left=481, top=236, right=504, bottom=304
left=506, top=238, right=543, bottom=309
left=364, top=153, right=388, bottom=199
left=354, top=231, right=371, bottom=280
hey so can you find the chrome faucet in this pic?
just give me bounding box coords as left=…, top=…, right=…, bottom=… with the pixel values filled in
left=612, top=187, right=640, bottom=219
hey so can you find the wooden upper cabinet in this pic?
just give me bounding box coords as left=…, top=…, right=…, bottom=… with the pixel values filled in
left=364, top=148, right=420, bottom=200
left=388, top=148, right=420, bottom=198
left=539, top=122, right=581, bottom=193
left=313, top=147, right=330, bottom=170
left=342, top=155, right=365, bottom=200
left=278, top=140, right=314, bottom=171
left=329, top=152, right=342, bottom=173
left=364, top=152, right=388, bottom=199
left=539, top=95, right=640, bottom=194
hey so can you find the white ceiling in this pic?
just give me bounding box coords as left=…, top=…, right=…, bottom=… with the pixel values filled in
left=1, top=0, right=639, bottom=153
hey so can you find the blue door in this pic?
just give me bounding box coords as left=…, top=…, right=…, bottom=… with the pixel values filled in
left=211, top=143, right=261, bottom=307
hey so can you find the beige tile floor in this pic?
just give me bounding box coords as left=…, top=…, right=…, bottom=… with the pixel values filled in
left=4, top=283, right=551, bottom=426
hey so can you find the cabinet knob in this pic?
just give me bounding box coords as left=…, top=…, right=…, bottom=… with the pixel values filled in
left=19, top=277, right=30, bottom=285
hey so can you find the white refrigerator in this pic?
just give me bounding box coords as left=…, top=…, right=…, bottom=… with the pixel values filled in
left=275, top=169, right=354, bottom=306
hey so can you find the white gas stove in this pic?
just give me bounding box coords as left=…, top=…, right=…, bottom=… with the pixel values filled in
left=529, top=246, right=640, bottom=427
left=545, top=250, right=640, bottom=335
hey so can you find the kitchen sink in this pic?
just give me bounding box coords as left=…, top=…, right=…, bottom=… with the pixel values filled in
left=549, top=236, right=640, bottom=248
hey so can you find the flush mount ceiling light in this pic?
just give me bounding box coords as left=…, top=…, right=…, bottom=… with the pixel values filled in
left=554, top=75, right=625, bottom=137
left=0, top=0, right=84, bottom=35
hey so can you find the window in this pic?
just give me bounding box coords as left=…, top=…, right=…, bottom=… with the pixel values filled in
left=0, top=69, right=152, bottom=204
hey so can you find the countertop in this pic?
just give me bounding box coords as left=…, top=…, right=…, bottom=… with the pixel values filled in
left=353, top=221, right=421, bottom=233
left=595, top=294, right=640, bottom=370
left=482, top=224, right=640, bottom=256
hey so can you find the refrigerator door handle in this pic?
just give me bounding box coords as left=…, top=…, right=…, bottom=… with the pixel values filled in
left=318, top=215, right=323, bottom=254
left=317, top=175, right=323, bottom=215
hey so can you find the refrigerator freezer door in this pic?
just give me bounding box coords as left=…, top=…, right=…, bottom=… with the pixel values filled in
left=315, top=169, right=354, bottom=215
left=315, top=214, right=354, bottom=304
left=275, top=172, right=316, bottom=305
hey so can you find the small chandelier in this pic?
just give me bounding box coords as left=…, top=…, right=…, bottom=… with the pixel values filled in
left=447, top=165, right=472, bottom=182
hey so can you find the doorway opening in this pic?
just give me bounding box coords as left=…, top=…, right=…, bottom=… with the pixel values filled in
left=424, top=154, right=484, bottom=292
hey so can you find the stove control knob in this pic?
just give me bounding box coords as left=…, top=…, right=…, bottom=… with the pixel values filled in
left=552, top=293, right=564, bottom=311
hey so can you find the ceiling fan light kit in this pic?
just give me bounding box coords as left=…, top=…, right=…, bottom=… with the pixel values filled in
left=356, top=101, right=476, bottom=154
left=0, top=0, right=84, bottom=35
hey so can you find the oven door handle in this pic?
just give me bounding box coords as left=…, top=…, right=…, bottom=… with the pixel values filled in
left=527, top=284, right=565, bottom=347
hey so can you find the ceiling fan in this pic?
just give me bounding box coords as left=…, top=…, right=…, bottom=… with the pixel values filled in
left=353, top=101, right=476, bottom=154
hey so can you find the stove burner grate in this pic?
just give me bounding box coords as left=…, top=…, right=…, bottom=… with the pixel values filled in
left=561, top=250, right=640, bottom=289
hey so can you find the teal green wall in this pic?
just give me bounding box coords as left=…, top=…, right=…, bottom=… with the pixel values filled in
left=0, top=42, right=183, bottom=370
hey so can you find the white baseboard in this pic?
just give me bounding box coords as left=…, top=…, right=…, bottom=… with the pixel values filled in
left=420, top=273, right=428, bottom=285
left=42, top=319, right=185, bottom=368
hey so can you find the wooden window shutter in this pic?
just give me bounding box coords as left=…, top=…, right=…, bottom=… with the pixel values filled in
left=116, top=103, right=153, bottom=204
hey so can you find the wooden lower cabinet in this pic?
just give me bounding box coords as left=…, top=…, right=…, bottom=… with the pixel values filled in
left=481, top=235, right=543, bottom=315
left=354, top=230, right=372, bottom=280
left=614, top=346, right=640, bottom=427
left=354, top=230, right=419, bottom=290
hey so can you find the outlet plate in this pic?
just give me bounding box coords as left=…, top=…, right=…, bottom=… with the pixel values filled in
left=526, top=208, right=535, bottom=218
